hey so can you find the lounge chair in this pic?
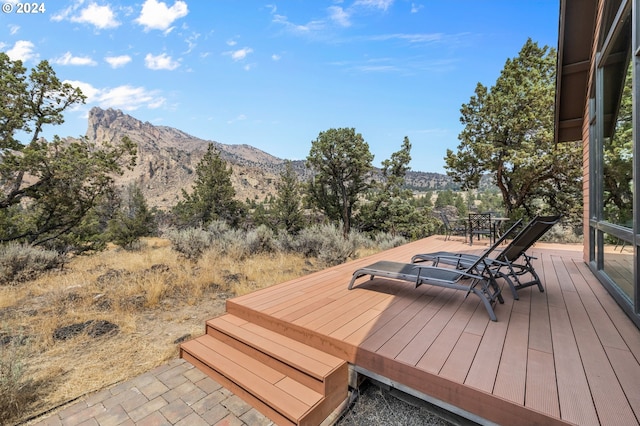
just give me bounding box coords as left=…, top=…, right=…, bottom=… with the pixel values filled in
left=348, top=244, right=507, bottom=321
left=412, top=215, right=561, bottom=300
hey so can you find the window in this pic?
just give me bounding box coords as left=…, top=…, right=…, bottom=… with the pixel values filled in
left=590, top=0, right=638, bottom=320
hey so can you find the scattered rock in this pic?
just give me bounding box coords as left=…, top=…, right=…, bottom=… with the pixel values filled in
left=0, top=334, right=28, bottom=347
left=217, top=292, right=234, bottom=300
left=120, top=294, right=146, bottom=310
left=173, top=334, right=191, bottom=344
left=96, top=269, right=129, bottom=285
left=53, top=321, right=94, bottom=341
left=63, top=292, right=82, bottom=303
left=93, top=294, right=112, bottom=311
left=87, top=320, right=119, bottom=338
left=148, top=264, right=170, bottom=274
left=223, top=272, right=245, bottom=284
left=52, top=320, right=119, bottom=341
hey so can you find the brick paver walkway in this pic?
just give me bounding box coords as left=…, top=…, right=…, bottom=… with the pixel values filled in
left=30, top=359, right=274, bottom=426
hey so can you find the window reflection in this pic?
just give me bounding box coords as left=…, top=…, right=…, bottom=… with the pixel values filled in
left=602, top=59, right=633, bottom=227
left=602, top=232, right=633, bottom=301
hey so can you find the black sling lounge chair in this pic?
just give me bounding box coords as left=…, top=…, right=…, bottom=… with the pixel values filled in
left=348, top=247, right=506, bottom=321
left=411, top=215, right=561, bottom=300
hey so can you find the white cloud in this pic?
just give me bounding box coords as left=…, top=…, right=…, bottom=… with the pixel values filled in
left=51, top=0, right=81, bottom=22
left=183, top=32, right=200, bottom=53
left=145, top=53, right=180, bottom=70
left=100, top=85, right=166, bottom=110
left=54, top=52, right=98, bottom=66
left=227, top=47, right=253, bottom=61
left=226, top=39, right=237, bottom=46
left=136, top=0, right=188, bottom=32
left=272, top=14, right=325, bottom=34
left=271, top=54, right=281, bottom=61
left=410, top=3, right=424, bottom=13
left=71, top=2, right=120, bottom=29
left=147, top=98, right=166, bottom=109
left=105, top=55, right=132, bottom=68
left=65, top=80, right=166, bottom=111
left=9, top=25, right=20, bottom=35
left=353, top=0, right=394, bottom=11
left=6, top=40, right=37, bottom=62
left=366, top=33, right=444, bottom=43
left=227, top=114, right=247, bottom=124
left=328, top=6, right=351, bottom=27
left=64, top=80, right=102, bottom=102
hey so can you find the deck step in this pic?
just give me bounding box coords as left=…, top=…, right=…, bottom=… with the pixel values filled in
left=180, top=314, right=348, bottom=426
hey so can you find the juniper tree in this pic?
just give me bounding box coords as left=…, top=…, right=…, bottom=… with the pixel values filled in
left=107, top=183, right=157, bottom=249
left=272, top=161, right=304, bottom=234
left=173, top=144, right=244, bottom=227
left=359, top=137, right=429, bottom=237
left=0, top=53, right=136, bottom=250
left=306, top=128, right=374, bottom=237
left=445, top=39, right=581, bottom=222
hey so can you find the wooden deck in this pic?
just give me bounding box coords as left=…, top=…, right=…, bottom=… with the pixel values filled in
left=190, top=236, right=640, bottom=425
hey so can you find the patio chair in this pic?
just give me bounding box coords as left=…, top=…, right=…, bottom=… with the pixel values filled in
left=411, top=215, right=561, bottom=300
left=440, top=212, right=467, bottom=241
left=468, top=213, right=493, bottom=245
left=348, top=245, right=505, bottom=321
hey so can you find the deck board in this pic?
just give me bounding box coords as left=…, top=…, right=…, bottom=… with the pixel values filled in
left=415, top=296, right=479, bottom=374
left=525, top=348, right=560, bottom=417
left=493, top=310, right=529, bottom=404
left=217, top=236, right=640, bottom=426
left=438, top=331, right=482, bottom=383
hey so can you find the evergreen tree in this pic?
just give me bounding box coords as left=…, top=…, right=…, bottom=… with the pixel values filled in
left=445, top=39, right=581, bottom=221
left=359, top=137, right=423, bottom=236
left=107, top=183, right=157, bottom=249
left=434, top=190, right=455, bottom=208
left=272, top=161, right=304, bottom=234
left=173, top=144, right=243, bottom=227
left=0, top=54, right=136, bottom=250
left=453, top=193, right=467, bottom=216
left=306, top=128, right=373, bottom=236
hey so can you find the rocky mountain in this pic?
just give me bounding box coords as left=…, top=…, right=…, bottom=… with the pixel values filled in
left=84, top=107, right=456, bottom=209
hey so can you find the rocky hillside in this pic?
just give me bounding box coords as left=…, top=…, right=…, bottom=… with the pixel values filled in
left=84, top=107, right=456, bottom=209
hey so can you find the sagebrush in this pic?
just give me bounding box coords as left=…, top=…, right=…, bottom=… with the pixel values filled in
left=0, top=243, right=65, bottom=285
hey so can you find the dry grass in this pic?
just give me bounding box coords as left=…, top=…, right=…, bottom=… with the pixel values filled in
left=0, top=237, right=338, bottom=425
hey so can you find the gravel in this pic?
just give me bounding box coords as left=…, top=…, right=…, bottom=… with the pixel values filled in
left=336, top=380, right=477, bottom=426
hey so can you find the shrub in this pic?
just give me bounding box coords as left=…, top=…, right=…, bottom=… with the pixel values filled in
left=291, top=226, right=327, bottom=257
left=0, top=335, right=36, bottom=424
left=274, top=230, right=296, bottom=252
left=206, top=220, right=231, bottom=239
left=165, top=228, right=213, bottom=261
left=246, top=225, right=276, bottom=255
left=373, top=233, right=408, bottom=250
left=217, top=228, right=250, bottom=259
left=0, top=243, right=65, bottom=285
left=290, top=224, right=358, bottom=266
left=318, top=229, right=358, bottom=266
left=168, top=222, right=409, bottom=264
left=168, top=223, right=277, bottom=261
left=540, top=223, right=583, bottom=244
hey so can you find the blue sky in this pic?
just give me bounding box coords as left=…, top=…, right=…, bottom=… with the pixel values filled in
left=0, top=0, right=559, bottom=173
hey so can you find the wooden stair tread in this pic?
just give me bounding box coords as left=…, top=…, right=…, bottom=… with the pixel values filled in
left=207, top=314, right=344, bottom=379
left=181, top=335, right=322, bottom=422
